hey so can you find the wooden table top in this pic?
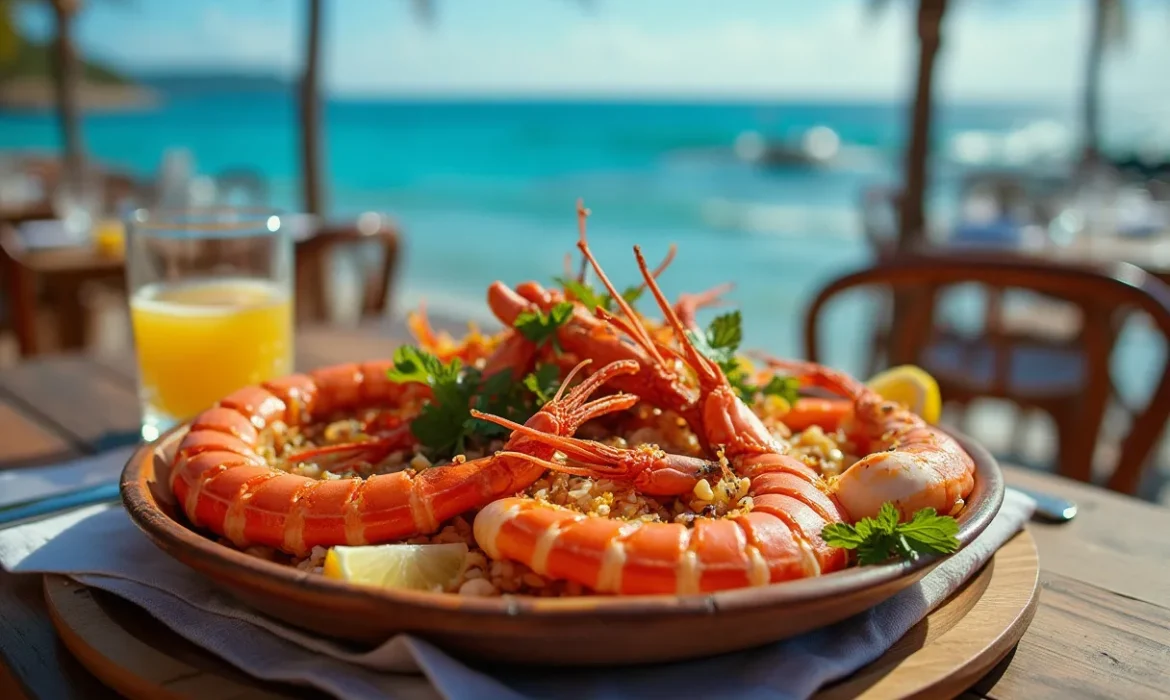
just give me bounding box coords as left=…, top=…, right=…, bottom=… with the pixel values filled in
left=0, top=325, right=1168, bottom=699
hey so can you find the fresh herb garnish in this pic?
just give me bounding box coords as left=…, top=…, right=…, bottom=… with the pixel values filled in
left=821, top=503, right=960, bottom=565
left=687, top=310, right=741, bottom=373
left=386, top=345, right=453, bottom=385
left=521, top=363, right=562, bottom=405
left=387, top=348, right=563, bottom=458
left=465, top=364, right=560, bottom=440
left=756, top=375, right=801, bottom=406
left=514, top=302, right=574, bottom=351
left=553, top=277, right=643, bottom=313
left=387, top=346, right=476, bottom=456
left=686, top=312, right=799, bottom=404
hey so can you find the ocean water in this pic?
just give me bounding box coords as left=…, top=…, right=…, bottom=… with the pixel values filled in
left=0, top=93, right=1160, bottom=400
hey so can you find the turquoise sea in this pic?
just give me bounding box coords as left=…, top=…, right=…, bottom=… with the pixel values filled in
left=0, top=94, right=1161, bottom=403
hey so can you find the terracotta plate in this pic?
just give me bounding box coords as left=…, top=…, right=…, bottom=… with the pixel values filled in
left=121, top=419, right=1004, bottom=666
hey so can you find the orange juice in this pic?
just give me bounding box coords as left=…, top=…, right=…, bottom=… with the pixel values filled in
left=93, top=218, right=125, bottom=257
left=130, top=278, right=292, bottom=433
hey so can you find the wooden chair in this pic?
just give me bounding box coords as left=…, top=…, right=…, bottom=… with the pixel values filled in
left=804, top=254, right=1170, bottom=495
left=0, top=163, right=143, bottom=357
left=294, top=215, right=402, bottom=324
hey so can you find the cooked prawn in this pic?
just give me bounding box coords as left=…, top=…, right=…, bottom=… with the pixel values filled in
left=763, top=358, right=975, bottom=522
left=170, top=359, right=641, bottom=556
left=469, top=236, right=849, bottom=594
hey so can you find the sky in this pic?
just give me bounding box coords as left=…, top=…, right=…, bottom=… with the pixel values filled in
left=15, top=0, right=1168, bottom=107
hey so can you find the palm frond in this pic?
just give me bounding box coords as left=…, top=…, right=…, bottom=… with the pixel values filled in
left=0, top=0, right=19, bottom=67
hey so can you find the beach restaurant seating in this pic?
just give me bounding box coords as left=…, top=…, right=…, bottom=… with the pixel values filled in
left=294, top=213, right=403, bottom=326
left=804, top=254, right=1170, bottom=496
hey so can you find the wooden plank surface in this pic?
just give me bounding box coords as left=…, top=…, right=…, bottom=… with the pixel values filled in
left=0, top=407, right=116, bottom=700
left=0, top=336, right=1167, bottom=700
left=1003, top=466, right=1170, bottom=608
left=0, top=357, right=140, bottom=454
left=975, top=571, right=1170, bottom=699
left=0, top=399, right=78, bottom=467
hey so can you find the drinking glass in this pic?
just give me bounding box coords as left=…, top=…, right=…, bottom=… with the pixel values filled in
left=53, top=169, right=104, bottom=244
left=126, top=208, right=294, bottom=441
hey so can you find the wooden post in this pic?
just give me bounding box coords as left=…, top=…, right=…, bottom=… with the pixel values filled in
left=1081, top=0, right=1107, bottom=166
left=897, top=0, right=947, bottom=252
left=299, top=0, right=325, bottom=216
left=50, top=0, right=85, bottom=191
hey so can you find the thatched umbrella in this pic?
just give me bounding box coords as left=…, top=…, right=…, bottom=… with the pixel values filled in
left=0, top=0, right=18, bottom=67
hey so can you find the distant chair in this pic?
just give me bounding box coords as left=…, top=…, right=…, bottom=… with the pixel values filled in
left=295, top=213, right=403, bottom=325
left=804, top=254, right=1170, bottom=496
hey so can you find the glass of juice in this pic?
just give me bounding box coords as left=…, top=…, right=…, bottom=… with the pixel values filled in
left=126, top=208, right=294, bottom=441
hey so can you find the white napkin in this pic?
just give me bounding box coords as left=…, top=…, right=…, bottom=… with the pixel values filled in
left=0, top=451, right=1036, bottom=700
left=0, top=446, right=136, bottom=509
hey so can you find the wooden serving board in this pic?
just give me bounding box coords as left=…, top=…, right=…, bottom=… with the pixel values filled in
left=44, top=530, right=1040, bottom=700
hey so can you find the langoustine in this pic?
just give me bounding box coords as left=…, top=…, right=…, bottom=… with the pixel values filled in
left=468, top=222, right=850, bottom=594
left=170, top=358, right=641, bottom=556
left=164, top=200, right=975, bottom=596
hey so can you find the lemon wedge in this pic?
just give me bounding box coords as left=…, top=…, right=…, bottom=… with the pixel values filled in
left=866, top=365, right=942, bottom=425
left=323, top=543, right=468, bottom=592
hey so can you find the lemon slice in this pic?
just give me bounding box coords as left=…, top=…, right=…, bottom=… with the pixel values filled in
left=323, top=543, right=468, bottom=592
left=866, top=365, right=942, bottom=424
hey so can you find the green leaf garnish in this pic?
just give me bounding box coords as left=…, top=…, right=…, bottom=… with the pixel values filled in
left=554, top=277, right=643, bottom=313
left=386, top=345, right=447, bottom=385
left=757, top=375, right=801, bottom=406
left=514, top=302, right=574, bottom=351
left=522, top=363, right=562, bottom=405
left=687, top=311, right=740, bottom=368
left=619, top=285, right=644, bottom=304
left=388, top=349, right=567, bottom=458
left=555, top=277, right=609, bottom=312
left=821, top=503, right=960, bottom=566
left=706, top=311, right=743, bottom=354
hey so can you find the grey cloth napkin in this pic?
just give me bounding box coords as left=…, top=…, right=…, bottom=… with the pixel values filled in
left=0, top=451, right=1035, bottom=700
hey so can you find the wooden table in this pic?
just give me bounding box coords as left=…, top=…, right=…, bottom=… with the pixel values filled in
left=0, top=216, right=402, bottom=359
left=0, top=326, right=1168, bottom=699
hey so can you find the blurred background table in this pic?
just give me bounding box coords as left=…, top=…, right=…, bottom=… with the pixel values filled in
left=0, top=324, right=1167, bottom=699
left=0, top=212, right=402, bottom=361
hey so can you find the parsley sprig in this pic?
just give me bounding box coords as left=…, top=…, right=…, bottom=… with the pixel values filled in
left=821, top=503, right=960, bottom=565
left=386, top=346, right=562, bottom=459
left=513, top=302, right=574, bottom=351
left=553, top=277, right=644, bottom=314
left=688, top=311, right=800, bottom=404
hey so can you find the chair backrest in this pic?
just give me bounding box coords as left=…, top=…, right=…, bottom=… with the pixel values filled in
left=294, top=215, right=402, bottom=324
left=804, top=253, right=1170, bottom=494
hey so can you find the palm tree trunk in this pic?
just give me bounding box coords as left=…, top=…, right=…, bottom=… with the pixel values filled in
left=897, top=0, right=947, bottom=252
left=50, top=0, right=85, bottom=191
left=1081, top=0, right=1107, bottom=166
left=299, top=0, right=325, bottom=216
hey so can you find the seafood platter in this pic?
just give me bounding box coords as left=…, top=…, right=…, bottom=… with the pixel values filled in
left=122, top=204, right=1004, bottom=665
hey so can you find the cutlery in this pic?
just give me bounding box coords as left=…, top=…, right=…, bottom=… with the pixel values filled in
left=0, top=481, right=121, bottom=529
left=1012, top=485, right=1077, bottom=523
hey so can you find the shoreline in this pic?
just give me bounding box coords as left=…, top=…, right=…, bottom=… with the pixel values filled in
left=0, top=79, right=160, bottom=113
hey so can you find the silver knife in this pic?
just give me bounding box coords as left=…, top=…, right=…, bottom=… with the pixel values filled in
left=1012, top=485, right=1077, bottom=523
left=0, top=481, right=122, bottom=529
